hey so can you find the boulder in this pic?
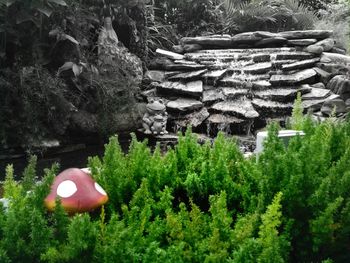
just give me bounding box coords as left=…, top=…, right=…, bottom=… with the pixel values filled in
left=304, top=44, right=324, bottom=55
left=321, top=98, right=347, bottom=116
left=314, top=38, right=335, bottom=52
left=327, top=75, right=350, bottom=100
left=331, top=47, right=346, bottom=55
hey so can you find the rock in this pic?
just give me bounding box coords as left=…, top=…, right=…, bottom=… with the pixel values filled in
left=321, top=98, right=347, bottom=116
left=172, top=45, right=184, bottom=54
left=149, top=56, right=175, bottom=70
left=279, top=30, right=333, bottom=40
left=254, top=87, right=310, bottom=102
left=287, top=39, right=318, bottom=46
left=252, top=80, right=272, bottom=90
left=211, top=100, right=259, bottom=119
left=312, top=67, right=332, bottom=83
left=302, top=94, right=340, bottom=111
left=274, top=51, right=315, bottom=60
left=207, top=114, right=245, bottom=124
left=144, top=70, right=165, bottom=83
left=302, top=88, right=331, bottom=100
left=251, top=53, right=271, bottom=62
left=281, top=58, right=320, bottom=71
left=181, top=36, right=232, bottom=47
left=255, top=31, right=282, bottom=38
left=316, top=63, right=350, bottom=75
left=202, top=89, right=225, bottom=105
left=168, top=69, right=208, bottom=81
left=183, top=44, right=203, bottom=52
left=231, top=32, right=263, bottom=44
left=219, top=74, right=270, bottom=87
left=252, top=99, right=293, bottom=117
left=311, top=82, right=326, bottom=89
left=331, top=47, right=346, bottom=55
left=174, top=108, right=210, bottom=128
left=271, top=60, right=297, bottom=69
left=327, top=75, right=350, bottom=100
left=164, top=63, right=206, bottom=71
left=242, top=62, right=273, bottom=74
left=141, top=88, right=157, bottom=99
left=156, top=48, right=185, bottom=60
left=222, top=88, right=249, bottom=99
left=156, top=81, right=203, bottom=98
left=254, top=37, right=288, bottom=47
left=270, top=69, right=317, bottom=86
left=202, top=69, right=228, bottom=84
left=166, top=98, right=203, bottom=112
left=304, top=44, right=324, bottom=55
left=321, top=52, right=350, bottom=64
left=314, top=38, right=335, bottom=52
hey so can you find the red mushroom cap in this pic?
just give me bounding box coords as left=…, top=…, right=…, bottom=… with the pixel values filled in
left=44, top=168, right=108, bottom=214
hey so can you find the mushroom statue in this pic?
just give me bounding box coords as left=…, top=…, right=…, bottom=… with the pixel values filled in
left=44, top=168, right=108, bottom=214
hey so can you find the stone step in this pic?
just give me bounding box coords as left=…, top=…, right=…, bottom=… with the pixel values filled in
left=301, top=87, right=332, bottom=100
left=166, top=98, right=203, bottom=113
left=156, top=81, right=203, bottom=98
left=271, top=60, right=297, bottom=69
left=168, top=69, right=208, bottom=81
left=270, top=69, right=317, bottom=86
left=253, top=87, right=311, bottom=102
left=281, top=58, right=320, bottom=71
left=222, top=88, right=250, bottom=99
left=252, top=80, right=272, bottom=90
left=211, top=100, right=259, bottom=119
left=252, top=99, right=293, bottom=117
left=202, top=69, right=228, bottom=84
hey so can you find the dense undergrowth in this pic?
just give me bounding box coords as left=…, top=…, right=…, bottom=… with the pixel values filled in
left=1, top=116, right=350, bottom=262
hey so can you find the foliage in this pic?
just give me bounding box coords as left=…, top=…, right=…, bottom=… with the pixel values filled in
left=223, top=0, right=318, bottom=33
left=1, top=118, right=350, bottom=261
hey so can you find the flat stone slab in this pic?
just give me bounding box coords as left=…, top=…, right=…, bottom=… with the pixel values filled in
left=273, top=52, right=315, bottom=60
left=168, top=69, right=208, bottom=81
left=181, top=36, right=233, bottom=47
left=253, top=87, right=310, bottom=102
left=144, top=70, right=165, bottom=83
left=251, top=53, right=271, bottom=62
left=282, top=58, right=320, bottom=71
left=287, top=39, right=318, bottom=46
left=252, top=99, right=293, bottom=116
left=279, top=30, right=333, bottom=40
left=271, top=60, right=297, bottom=69
left=302, top=87, right=331, bottom=100
left=167, top=98, right=203, bottom=112
left=174, top=108, right=210, bottom=128
left=211, top=100, right=259, bottom=119
left=164, top=63, right=206, bottom=71
left=302, top=94, right=340, bottom=110
left=202, top=89, right=225, bottom=104
left=219, top=74, right=270, bottom=87
left=156, top=48, right=185, bottom=60
left=255, top=37, right=288, bottom=47
left=252, top=80, right=272, bottom=90
left=231, top=32, right=262, bottom=44
left=202, top=69, right=228, bottom=83
left=207, top=114, right=245, bottom=124
left=156, top=81, right=203, bottom=97
left=222, top=88, right=249, bottom=99
left=242, top=62, right=272, bottom=74
left=270, top=69, right=317, bottom=86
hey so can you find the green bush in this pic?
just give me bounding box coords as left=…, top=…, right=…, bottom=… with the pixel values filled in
left=1, top=118, right=350, bottom=262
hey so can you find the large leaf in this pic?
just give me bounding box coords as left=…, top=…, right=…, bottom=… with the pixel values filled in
left=48, top=0, right=67, bottom=6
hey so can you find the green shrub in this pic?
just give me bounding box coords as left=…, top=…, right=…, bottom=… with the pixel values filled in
left=1, top=119, right=350, bottom=262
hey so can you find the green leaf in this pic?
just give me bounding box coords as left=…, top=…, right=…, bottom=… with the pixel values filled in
left=48, top=0, right=67, bottom=6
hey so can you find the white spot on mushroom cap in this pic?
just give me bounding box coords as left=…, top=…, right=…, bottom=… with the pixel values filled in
left=94, top=182, right=107, bottom=196
left=57, top=180, right=78, bottom=198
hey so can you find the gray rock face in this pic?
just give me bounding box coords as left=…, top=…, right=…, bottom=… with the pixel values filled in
left=321, top=98, right=347, bottom=116
left=302, top=88, right=331, bottom=100
left=211, top=100, right=259, bottom=119
left=270, top=69, right=317, bottom=86
left=167, top=98, right=203, bottom=112
left=174, top=108, right=210, bottom=128
left=279, top=30, right=333, bottom=40
left=287, top=39, right=318, bottom=46
left=281, top=58, right=320, bottom=71
left=156, top=81, right=203, bottom=98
